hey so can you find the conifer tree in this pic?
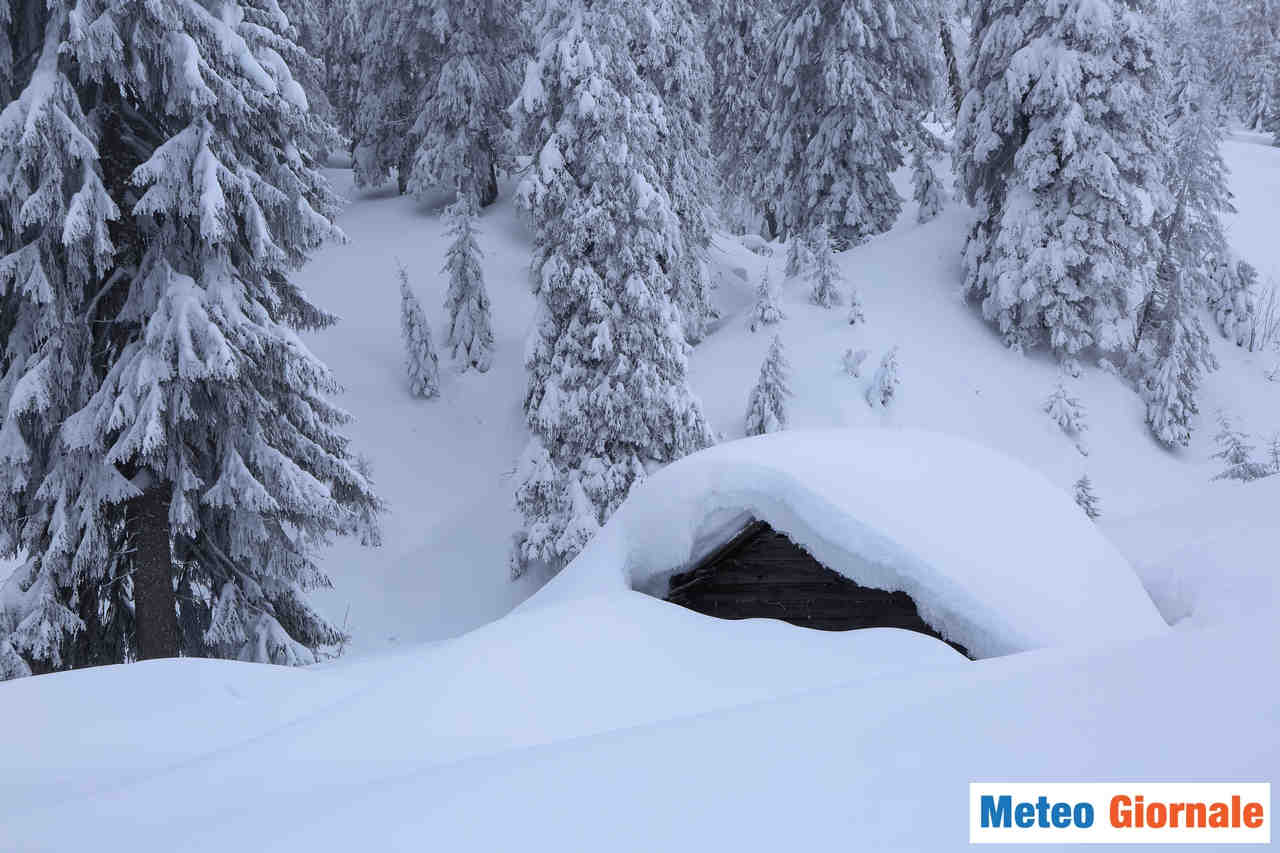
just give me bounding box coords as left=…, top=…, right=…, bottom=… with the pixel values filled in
left=847, top=287, right=865, bottom=327
left=1, top=0, right=381, bottom=676
left=510, top=0, right=714, bottom=573
left=785, top=233, right=814, bottom=281
left=704, top=0, right=781, bottom=234
left=1211, top=414, right=1271, bottom=482
left=1231, top=0, right=1280, bottom=130
left=956, top=0, right=1165, bottom=357
left=745, top=335, right=790, bottom=436
left=637, top=0, right=718, bottom=342
left=400, top=268, right=441, bottom=397
left=749, top=0, right=936, bottom=245
left=1074, top=475, right=1100, bottom=520
left=1207, top=257, right=1258, bottom=348
left=354, top=0, right=523, bottom=203
left=911, top=143, right=947, bottom=224
left=867, top=346, right=900, bottom=408
left=807, top=226, right=843, bottom=309
left=748, top=267, right=785, bottom=332
left=1044, top=379, right=1087, bottom=442
left=1136, top=21, right=1226, bottom=448
left=1267, top=432, right=1280, bottom=474
left=442, top=196, right=494, bottom=372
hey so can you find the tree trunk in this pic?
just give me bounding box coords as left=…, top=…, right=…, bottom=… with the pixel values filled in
left=130, top=487, right=179, bottom=661
left=480, top=160, right=499, bottom=208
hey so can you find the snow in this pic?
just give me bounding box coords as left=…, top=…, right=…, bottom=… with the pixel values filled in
left=528, top=429, right=1166, bottom=659
left=2, top=98, right=1279, bottom=853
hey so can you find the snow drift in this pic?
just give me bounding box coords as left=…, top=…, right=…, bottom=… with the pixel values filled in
left=527, top=429, right=1168, bottom=658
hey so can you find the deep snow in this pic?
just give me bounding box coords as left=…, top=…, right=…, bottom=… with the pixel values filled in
left=2, top=133, right=1278, bottom=852
left=530, top=429, right=1166, bottom=658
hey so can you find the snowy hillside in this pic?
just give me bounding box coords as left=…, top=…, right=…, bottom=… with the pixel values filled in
left=296, top=132, right=1280, bottom=654
left=4, top=98, right=1279, bottom=853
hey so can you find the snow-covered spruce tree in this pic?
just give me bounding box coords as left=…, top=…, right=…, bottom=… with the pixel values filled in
left=1207, top=256, right=1258, bottom=348
left=354, top=0, right=523, bottom=203
left=955, top=0, right=1165, bottom=357
left=911, top=140, right=947, bottom=224
left=510, top=0, right=715, bottom=573
left=1, top=0, right=382, bottom=676
left=748, top=267, right=785, bottom=332
left=847, top=287, right=865, bottom=327
left=1073, top=475, right=1100, bottom=520
left=635, top=0, right=718, bottom=343
left=1135, top=23, right=1226, bottom=448
left=0, top=5, right=114, bottom=676
left=1210, top=413, right=1271, bottom=482
left=745, top=335, right=790, bottom=436
left=784, top=232, right=813, bottom=280
left=704, top=0, right=781, bottom=234
left=279, top=0, right=363, bottom=143
left=400, top=267, right=441, bottom=396
left=867, top=346, right=900, bottom=408
left=1043, top=379, right=1087, bottom=441
left=442, top=196, right=494, bottom=372
left=1268, top=432, right=1280, bottom=474
left=807, top=226, right=843, bottom=309
left=748, top=0, right=936, bottom=246
left=1231, top=0, right=1280, bottom=130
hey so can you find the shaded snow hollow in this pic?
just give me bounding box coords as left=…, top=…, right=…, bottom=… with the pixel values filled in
left=526, top=429, right=1168, bottom=658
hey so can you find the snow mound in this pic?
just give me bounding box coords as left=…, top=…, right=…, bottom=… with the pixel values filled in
left=529, top=429, right=1167, bottom=658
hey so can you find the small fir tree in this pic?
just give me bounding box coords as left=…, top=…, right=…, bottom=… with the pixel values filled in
left=807, top=226, right=843, bottom=309
left=847, top=288, right=865, bottom=326
left=1043, top=380, right=1087, bottom=439
left=867, top=346, right=900, bottom=408
left=1267, top=432, right=1280, bottom=473
left=911, top=145, right=947, bottom=224
left=745, top=335, right=791, bottom=436
left=442, top=196, right=494, bottom=372
left=1210, top=413, right=1271, bottom=481
left=399, top=268, right=441, bottom=398
left=1207, top=257, right=1258, bottom=347
left=748, top=267, right=786, bottom=332
left=785, top=233, right=814, bottom=280
left=1074, top=475, right=1101, bottom=520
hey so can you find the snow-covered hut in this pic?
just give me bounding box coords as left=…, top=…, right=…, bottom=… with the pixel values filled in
left=528, top=429, right=1167, bottom=659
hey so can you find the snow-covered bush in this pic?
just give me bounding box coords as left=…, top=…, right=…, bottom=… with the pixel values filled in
left=745, top=336, right=791, bottom=436
left=867, top=347, right=900, bottom=408
left=748, top=267, right=786, bottom=332
left=400, top=268, right=441, bottom=398
left=841, top=348, right=869, bottom=378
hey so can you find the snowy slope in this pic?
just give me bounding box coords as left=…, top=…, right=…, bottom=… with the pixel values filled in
left=2, top=137, right=1278, bottom=853
left=290, top=134, right=1280, bottom=653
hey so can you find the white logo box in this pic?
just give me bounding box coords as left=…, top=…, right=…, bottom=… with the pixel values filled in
left=969, top=782, right=1271, bottom=844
